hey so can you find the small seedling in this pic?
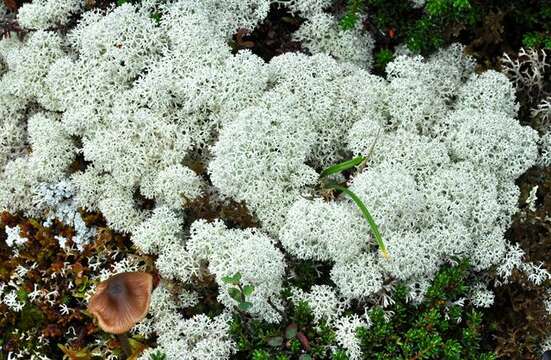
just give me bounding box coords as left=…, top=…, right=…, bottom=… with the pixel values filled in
left=149, top=350, right=167, bottom=360
left=222, top=272, right=255, bottom=311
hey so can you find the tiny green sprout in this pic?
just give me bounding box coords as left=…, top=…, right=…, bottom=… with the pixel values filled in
left=340, top=0, right=365, bottom=30
left=151, top=12, right=162, bottom=24
left=149, top=350, right=167, bottom=360
left=223, top=272, right=255, bottom=312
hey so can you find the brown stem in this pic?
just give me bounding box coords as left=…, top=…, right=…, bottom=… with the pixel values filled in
left=118, top=333, right=131, bottom=359
left=267, top=297, right=287, bottom=323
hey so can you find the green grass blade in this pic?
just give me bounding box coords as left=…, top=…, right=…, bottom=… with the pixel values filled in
left=320, top=156, right=366, bottom=178
left=329, top=183, right=388, bottom=258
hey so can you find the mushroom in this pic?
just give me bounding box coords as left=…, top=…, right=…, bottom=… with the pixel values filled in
left=88, top=272, right=154, bottom=358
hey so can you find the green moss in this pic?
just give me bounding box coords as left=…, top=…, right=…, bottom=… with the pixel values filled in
left=374, top=48, right=394, bottom=72
left=522, top=32, right=551, bottom=49
left=17, top=304, right=45, bottom=331
left=340, top=0, right=365, bottom=30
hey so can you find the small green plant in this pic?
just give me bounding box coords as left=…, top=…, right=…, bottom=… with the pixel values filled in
left=319, top=156, right=388, bottom=258
left=424, top=0, right=472, bottom=18
left=252, top=349, right=272, bottom=360
left=522, top=32, right=551, bottom=49
left=222, top=272, right=255, bottom=311
left=407, top=0, right=478, bottom=53
left=341, top=0, right=481, bottom=55
left=149, top=350, right=167, bottom=360
left=374, top=48, right=394, bottom=72
left=340, top=0, right=365, bottom=30
left=229, top=299, right=342, bottom=359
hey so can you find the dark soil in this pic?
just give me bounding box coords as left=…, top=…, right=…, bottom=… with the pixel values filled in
left=491, top=167, right=551, bottom=360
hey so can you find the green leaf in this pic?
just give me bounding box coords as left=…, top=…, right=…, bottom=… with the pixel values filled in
left=238, top=301, right=253, bottom=311
left=267, top=336, right=284, bottom=347
left=149, top=351, right=167, bottom=360
left=242, top=285, right=255, bottom=297
left=222, top=272, right=241, bottom=285
left=299, top=355, right=312, bottom=360
left=228, top=288, right=242, bottom=302
left=327, top=183, right=388, bottom=258
left=285, top=323, right=298, bottom=339
left=320, top=156, right=365, bottom=178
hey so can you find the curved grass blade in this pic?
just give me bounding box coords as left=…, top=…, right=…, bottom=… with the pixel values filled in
left=328, top=183, right=388, bottom=258
left=320, top=156, right=366, bottom=178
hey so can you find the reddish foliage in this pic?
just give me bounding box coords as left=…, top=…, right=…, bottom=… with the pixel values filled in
left=296, top=332, right=311, bottom=351
left=3, top=0, right=18, bottom=12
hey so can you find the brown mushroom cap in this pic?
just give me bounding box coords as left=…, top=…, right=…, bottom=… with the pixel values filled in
left=88, top=272, right=153, bottom=334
